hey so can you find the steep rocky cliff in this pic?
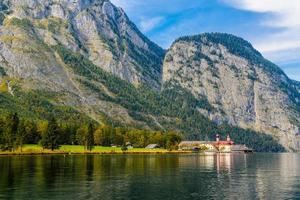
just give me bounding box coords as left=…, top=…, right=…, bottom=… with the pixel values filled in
left=0, top=0, right=164, bottom=90
left=163, top=33, right=300, bottom=150
left=0, top=0, right=166, bottom=130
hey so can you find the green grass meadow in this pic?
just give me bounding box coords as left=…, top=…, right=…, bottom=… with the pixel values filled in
left=0, top=144, right=171, bottom=155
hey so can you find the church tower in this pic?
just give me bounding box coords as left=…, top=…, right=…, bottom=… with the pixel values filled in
left=227, top=135, right=231, bottom=142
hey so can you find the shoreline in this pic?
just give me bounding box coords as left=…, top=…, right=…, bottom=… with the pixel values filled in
left=0, top=150, right=193, bottom=156
left=0, top=150, right=256, bottom=156
left=0, top=145, right=255, bottom=156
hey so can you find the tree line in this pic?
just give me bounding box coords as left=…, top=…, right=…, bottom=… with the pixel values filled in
left=0, top=113, right=182, bottom=152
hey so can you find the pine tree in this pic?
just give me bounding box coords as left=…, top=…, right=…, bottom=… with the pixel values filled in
left=86, top=123, right=94, bottom=151
left=76, top=125, right=87, bottom=146
left=0, top=116, right=5, bottom=150
left=41, top=117, right=60, bottom=151
left=16, top=120, right=26, bottom=152
left=3, top=113, right=19, bottom=151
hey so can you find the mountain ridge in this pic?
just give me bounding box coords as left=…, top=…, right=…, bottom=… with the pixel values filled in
left=0, top=0, right=299, bottom=151
left=0, top=0, right=164, bottom=89
left=163, top=33, right=300, bottom=150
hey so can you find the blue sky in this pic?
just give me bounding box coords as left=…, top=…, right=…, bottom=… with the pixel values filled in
left=111, top=0, right=300, bottom=81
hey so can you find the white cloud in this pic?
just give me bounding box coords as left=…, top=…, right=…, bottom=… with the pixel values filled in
left=222, top=0, right=300, bottom=28
left=139, top=17, right=164, bottom=32
left=223, top=0, right=300, bottom=63
left=264, top=48, right=300, bottom=65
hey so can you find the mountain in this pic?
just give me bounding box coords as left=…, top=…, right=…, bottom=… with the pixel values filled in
left=163, top=33, right=300, bottom=150
left=0, top=0, right=164, bottom=90
left=292, top=80, right=300, bottom=91
left=0, top=0, right=166, bottom=122
left=0, top=0, right=297, bottom=151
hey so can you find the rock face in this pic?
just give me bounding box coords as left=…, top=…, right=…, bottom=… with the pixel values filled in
left=0, top=0, right=164, bottom=89
left=0, top=1, right=299, bottom=151
left=163, top=33, right=300, bottom=151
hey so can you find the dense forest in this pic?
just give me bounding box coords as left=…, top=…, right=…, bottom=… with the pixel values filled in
left=0, top=111, right=285, bottom=152
left=0, top=113, right=182, bottom=152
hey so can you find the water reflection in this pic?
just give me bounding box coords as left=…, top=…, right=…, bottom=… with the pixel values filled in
left=0, top=154, right=300, bottom=199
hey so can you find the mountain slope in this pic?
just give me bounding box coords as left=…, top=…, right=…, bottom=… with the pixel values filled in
left=0, top=0, right=164, bottom=90
left=0, top=45, right=285, bottom=152
left=163, top=33, right=300, bottom=150
left=292, top=80, right=300, bottom=91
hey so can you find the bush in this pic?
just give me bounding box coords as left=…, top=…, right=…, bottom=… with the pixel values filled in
left=121, top=145, right=128, bottom=151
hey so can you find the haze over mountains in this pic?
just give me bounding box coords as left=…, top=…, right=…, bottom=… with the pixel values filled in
left=0, top=0, right=299, bottom=151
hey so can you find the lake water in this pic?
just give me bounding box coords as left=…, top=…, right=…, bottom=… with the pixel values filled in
left=1, top=153, right=300, bottom=200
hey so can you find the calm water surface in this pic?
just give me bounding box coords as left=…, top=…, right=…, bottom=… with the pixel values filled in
left=1, top=153, right=300, bottom=200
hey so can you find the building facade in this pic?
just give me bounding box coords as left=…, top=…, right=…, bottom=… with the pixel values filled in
left=178, top=134, right=252, bottom=152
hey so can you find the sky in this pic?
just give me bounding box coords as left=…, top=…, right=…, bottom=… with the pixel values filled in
left=110, top=0, right=300, bottom=81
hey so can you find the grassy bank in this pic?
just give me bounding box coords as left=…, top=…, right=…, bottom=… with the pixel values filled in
left=0, top=144, right=189, bottom=155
